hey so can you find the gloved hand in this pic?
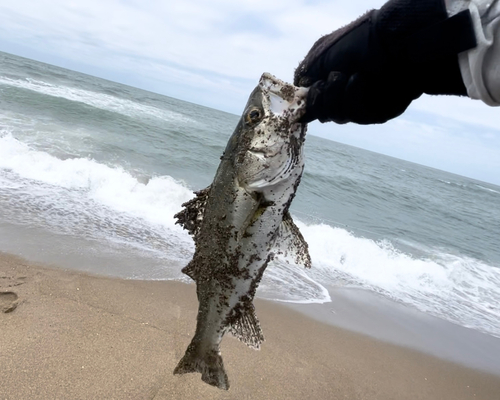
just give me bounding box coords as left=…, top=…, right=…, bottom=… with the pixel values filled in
left=295, top=0, right=477, bottom=124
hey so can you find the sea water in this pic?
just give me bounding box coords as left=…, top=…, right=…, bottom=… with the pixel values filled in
left=0, top=51, right=499, bottom=338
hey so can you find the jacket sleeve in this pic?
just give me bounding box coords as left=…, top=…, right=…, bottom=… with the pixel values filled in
left=295, top=0, right=478, bottom=124
left=451, top=0, right=500, bottom=106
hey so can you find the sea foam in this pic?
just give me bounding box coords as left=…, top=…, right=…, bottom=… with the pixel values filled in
left=0, top=132, right=193, bottom=228
left=288, top=220, right=500, bottom=337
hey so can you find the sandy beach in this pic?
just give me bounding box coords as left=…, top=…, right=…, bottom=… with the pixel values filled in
left=1, top=252, right=500, bottom=400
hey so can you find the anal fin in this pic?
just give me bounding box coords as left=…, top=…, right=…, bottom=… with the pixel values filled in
left=228, top=304, right=264, bottom=350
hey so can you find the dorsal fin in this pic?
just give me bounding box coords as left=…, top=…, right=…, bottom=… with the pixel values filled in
left=180, top=260, right=198, bottom=281
left=174, top=186, right=211, bottom=241
left=273, top=211, right=312, bottom=268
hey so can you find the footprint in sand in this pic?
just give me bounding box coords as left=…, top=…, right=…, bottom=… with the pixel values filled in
left=0, top=291, right=19, bottom=313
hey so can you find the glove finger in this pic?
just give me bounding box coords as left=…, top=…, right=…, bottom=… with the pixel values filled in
left=300, top=71, right=349, bottom=124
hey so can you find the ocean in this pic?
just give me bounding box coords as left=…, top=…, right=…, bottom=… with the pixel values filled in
left=1, top=51, right=499, bottom=339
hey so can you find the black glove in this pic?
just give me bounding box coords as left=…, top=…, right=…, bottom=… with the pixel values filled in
left=295, top=0, right=477, bottom=124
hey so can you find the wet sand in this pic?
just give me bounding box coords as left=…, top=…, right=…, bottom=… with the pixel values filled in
left=1, top=252, right=500, bottom=399
left=291, top=287, right=500, bottom=376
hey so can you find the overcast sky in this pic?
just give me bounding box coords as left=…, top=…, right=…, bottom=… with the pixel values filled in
left=1, top=0, right=499, bottom=185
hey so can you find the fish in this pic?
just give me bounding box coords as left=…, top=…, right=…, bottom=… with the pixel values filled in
left=173, top=72, right=312, bottom=390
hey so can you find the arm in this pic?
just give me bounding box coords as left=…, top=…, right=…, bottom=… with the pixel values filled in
left=456, top=0, right=500, bottom=106
left=295, top=0, right=491, bottom=124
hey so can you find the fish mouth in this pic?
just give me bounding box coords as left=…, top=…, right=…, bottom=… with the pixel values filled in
left=259, top=73, right=308, bottom=122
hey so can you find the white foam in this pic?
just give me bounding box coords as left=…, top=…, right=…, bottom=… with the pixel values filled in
left=0, top=76, right=193, bottom=123
left=0, top=132, right=194, bottom=231
left=476, top=184, right=500, bottom=194
left=291, top=220, right=500, bottom=337
left=259, top=258, right=331, bottom=304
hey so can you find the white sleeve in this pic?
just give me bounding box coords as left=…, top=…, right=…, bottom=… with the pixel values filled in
left=446, top=0, right=500, bottom=106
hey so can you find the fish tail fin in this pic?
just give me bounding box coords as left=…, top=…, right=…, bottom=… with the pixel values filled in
left=173, top=342, right=230, bottom=390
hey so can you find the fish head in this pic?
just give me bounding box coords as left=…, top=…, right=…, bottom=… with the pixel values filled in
left=234, top=73, right=308, bottom=192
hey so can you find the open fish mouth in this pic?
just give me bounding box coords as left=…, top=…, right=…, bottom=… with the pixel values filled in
left=259, top=73, right=308, bottom=121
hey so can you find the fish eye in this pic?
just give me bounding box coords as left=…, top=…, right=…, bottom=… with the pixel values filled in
left=246, top=108, right=263, bottom=125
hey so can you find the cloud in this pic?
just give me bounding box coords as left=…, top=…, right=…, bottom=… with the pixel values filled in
left=0, top=0, right=366, bottom=92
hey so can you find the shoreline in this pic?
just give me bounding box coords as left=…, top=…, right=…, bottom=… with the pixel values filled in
left=289, top=287, right=500, bottom=376
left=2, top=252, right=500, bottom=399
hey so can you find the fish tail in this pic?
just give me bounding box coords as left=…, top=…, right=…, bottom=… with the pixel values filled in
left=173, top=342, right=230, bottom=390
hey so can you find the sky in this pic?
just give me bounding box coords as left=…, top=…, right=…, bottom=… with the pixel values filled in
left=0, top=0, right=499, bottom=185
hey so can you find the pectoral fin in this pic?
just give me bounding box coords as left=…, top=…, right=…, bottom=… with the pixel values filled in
left=174, top=186, right=211, bottom=241
left=274, top=211, right=312, bottom=268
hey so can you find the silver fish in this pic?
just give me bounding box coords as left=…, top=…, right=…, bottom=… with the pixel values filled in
left=173, top=73, right=312, bottom=390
